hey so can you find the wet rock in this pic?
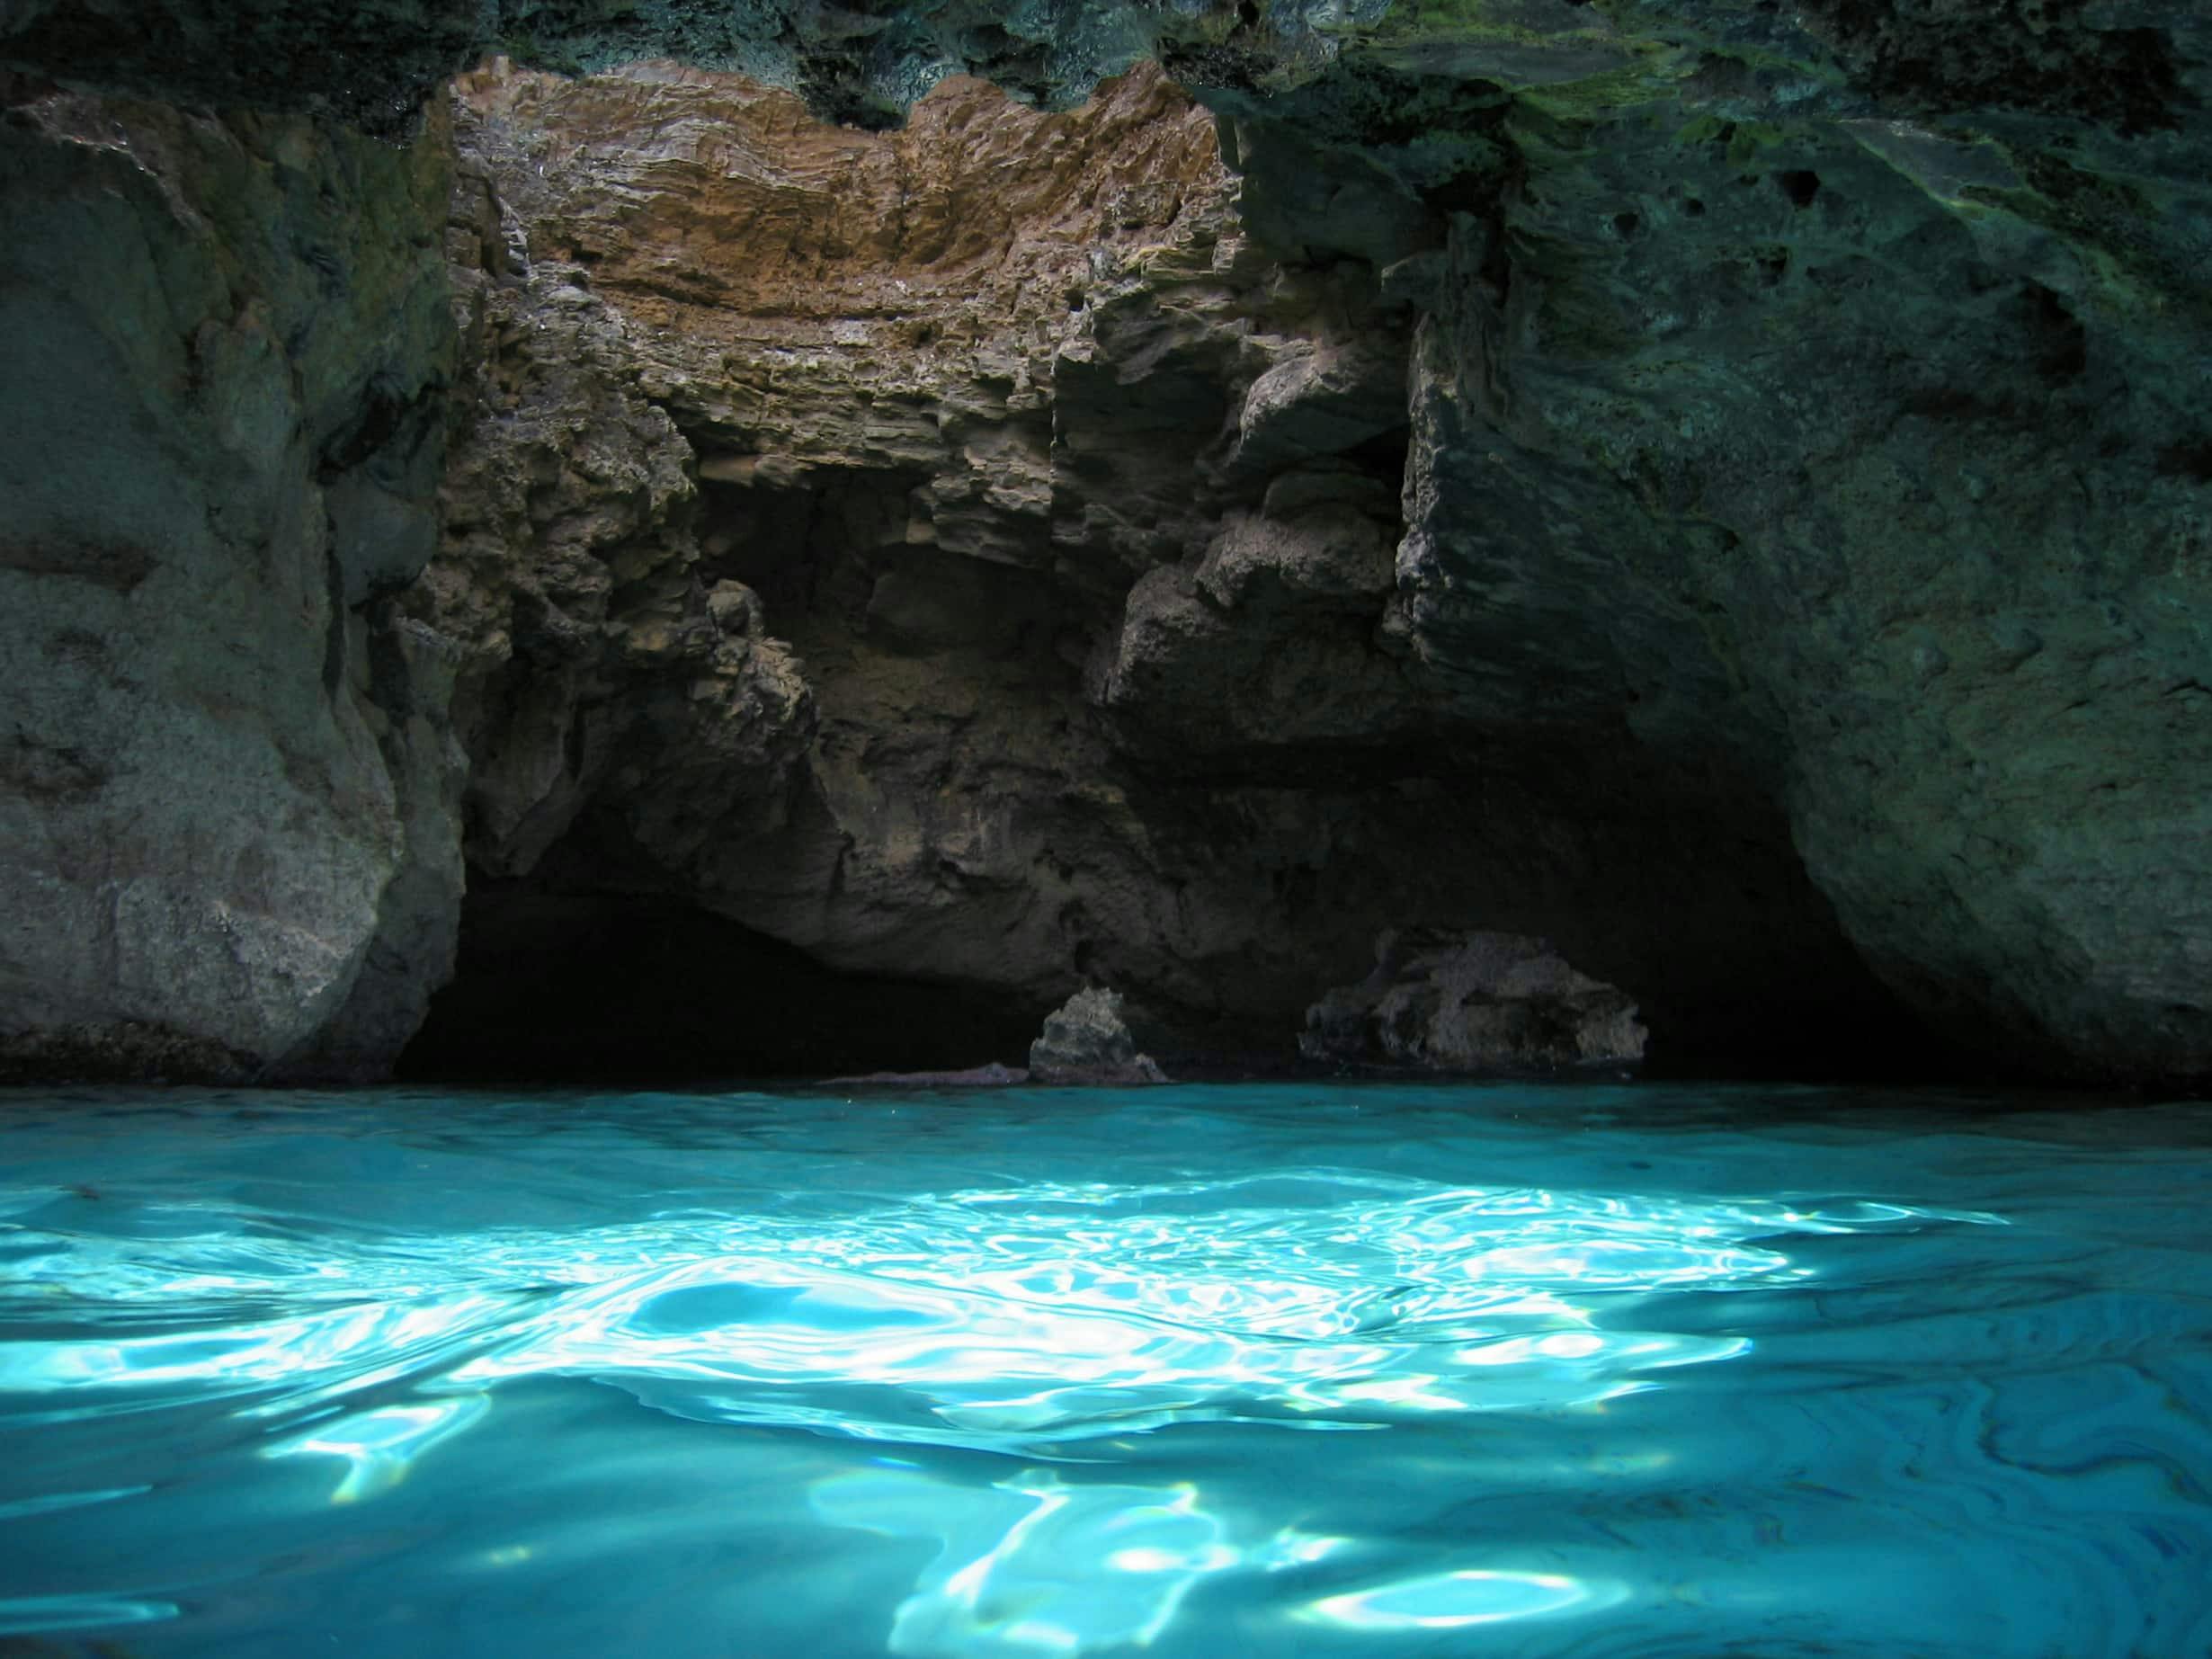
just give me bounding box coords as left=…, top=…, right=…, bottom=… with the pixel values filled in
left=1030, top=988, right=1168, bottom=1085
left=1302, top=932, right=1647, bottom=1074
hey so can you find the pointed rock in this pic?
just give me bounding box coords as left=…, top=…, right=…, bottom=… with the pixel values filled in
left=1029, top=987, right=1168, bottom=1085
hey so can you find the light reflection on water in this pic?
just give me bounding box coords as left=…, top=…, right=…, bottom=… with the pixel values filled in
left=1, top=1084, right=2209, bottom=1657
left=1, top=1175, right=1983, bottom=1445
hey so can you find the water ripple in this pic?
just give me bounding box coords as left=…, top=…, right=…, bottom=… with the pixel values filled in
left=0, top=1173, right=1997, bottom=1460
left=3, top=1087, right=2208, bottom=1659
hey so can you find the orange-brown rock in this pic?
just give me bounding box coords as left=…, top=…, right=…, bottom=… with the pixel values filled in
left=454, top=59, right=1230, bottom=342
left=410, top=58, right=1910, bottom=1075
left=7, top=0, right=2211, bottom=1086
left=447, top=58, right=1276, bottom=576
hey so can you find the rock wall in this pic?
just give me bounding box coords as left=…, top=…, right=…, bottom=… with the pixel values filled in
left=0, top=77, right=462, bottom=1081
left=411, top=57, right=1910, bottom=1075
left=4, top=0, right=2208, bottom=1084
left=1319, top=5, right=2212, bottom=1079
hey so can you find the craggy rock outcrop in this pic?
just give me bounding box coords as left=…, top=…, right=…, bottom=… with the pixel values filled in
left=1030, top=987, right=1167, bottom=1085
left=414, top=127, right=816, bottom=894
left=1303, top=931, right=1646, bottom=1073
left=0, top=79, right=462, bottom=1082
left=5, top=0, right=2209, bottom=1084
left=410, top=58, right=1913, bottom=1078
left=410, top=22, right=2212, bottom=1083
left=0, top=2, right=1374, bottom=132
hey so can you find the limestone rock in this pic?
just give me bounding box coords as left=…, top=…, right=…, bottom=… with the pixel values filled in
left=407, top=55, right=1972, bottom=1082
left=11, top=0, right=2212, bottom=1087
left=1030, top=988, right=1168, bottom=1085
left=1302, top=932, right=1647, bottom=1074
left=0, top=81, right=462, bottom=1083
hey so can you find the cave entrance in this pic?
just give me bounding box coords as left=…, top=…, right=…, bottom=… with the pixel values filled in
left=399, top=883, right=1052, bottom=1084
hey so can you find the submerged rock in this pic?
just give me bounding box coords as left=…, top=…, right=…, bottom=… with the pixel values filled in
left=1030, top=988, right=1168, bottom=1086
left=825, top=1062, right=1030, bottom=1089
left=1303, top=932, right=1647, bottom=1075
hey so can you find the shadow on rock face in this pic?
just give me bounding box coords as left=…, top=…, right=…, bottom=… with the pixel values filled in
left=1302, top=930, right=1648, bottom=1075
left=399, top=883, right=1052, bottom=1084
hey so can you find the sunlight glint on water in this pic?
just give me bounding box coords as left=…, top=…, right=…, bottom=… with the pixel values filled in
left=2, top=1083, right=2209, bottom=1658
left=4, top=1177, right=1977, bottom=1442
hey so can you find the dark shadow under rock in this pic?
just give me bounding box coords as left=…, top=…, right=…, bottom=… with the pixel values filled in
left=1302, top=930, right=1647, bottom=1074
left=400, top=883, right=1048, bottom=1084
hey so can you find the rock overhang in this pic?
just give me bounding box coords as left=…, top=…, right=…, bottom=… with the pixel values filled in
left=4, top=0, right=2209, bottom=1085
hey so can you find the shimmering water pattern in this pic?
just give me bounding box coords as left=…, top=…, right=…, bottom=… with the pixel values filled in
left=2, top=1083, right=2209, bottom=1656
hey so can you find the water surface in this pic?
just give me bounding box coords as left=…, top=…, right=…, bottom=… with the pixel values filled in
left=3, top=1082, right=2209, bottom=1656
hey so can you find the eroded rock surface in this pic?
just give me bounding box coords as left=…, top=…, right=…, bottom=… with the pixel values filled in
left=406, top=58, right=1914, bottom=1078
left=4, top=0, right=2208, bottom=1084
left=415, top=130, right=816, bottom=895
left=1303, top=931, right=1646, bottom=1073
left=1030, top=987, right=1167, bottom=1085
left=0, top=81, right=461, bottom=1081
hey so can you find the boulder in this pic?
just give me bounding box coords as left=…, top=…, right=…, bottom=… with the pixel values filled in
left=1029, top=987, right=1168, bottom=1085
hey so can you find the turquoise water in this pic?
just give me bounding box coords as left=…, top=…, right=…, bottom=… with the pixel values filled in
left=2, top=1083, right=2209, bottom=1658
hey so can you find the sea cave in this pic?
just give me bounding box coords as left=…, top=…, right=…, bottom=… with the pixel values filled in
left=1, top=3, right=2208, bottom=1654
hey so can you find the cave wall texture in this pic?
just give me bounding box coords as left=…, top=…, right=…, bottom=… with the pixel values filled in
left=2, top=0, right=2207, bottom=1084
left=0, top=79, right=465, bottom=1082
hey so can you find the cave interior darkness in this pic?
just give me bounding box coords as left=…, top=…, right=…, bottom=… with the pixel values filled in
left=399, top=885, right=1058, bottom=1084
left=397, top=883, right=1978, bottom=1086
